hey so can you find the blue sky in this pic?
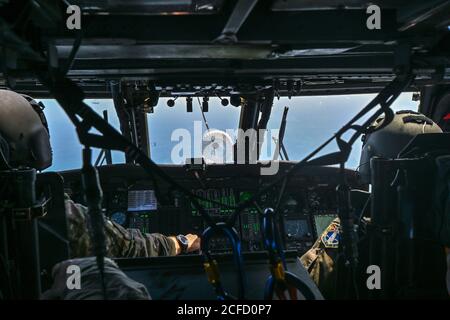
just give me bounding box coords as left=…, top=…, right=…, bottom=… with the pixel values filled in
left=39, top=93, right=419, bottom=172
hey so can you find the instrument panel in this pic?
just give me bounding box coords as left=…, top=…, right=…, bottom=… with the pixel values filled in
left=61, top=163, right=362, bottom=256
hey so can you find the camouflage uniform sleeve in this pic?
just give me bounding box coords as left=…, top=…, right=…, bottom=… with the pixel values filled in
left=103, top=219, right=177, bottom=258
left=65, top=196, right=176, bottom=258
left=65, top=196, right=92, bottom=258
left=300, top=218, right=340, bottom=299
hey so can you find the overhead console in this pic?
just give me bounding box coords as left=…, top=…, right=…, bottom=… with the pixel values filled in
left=61, top=162, right=362, bottom=256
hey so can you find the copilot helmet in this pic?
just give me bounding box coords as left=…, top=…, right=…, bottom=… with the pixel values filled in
left=358, top=110, right=442, bottom=184
left=0, top=89, right=52, bottom=170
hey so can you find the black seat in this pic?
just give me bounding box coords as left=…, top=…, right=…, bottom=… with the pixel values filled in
left=36, top=172, right=70, bottom=291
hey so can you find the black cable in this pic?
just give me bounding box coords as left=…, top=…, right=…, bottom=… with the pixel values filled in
left=63, top=29, right=83, bottom=75
left=197, top=97, right=210, bottom=131
left=262, top=208, right=316, bottom=300
left=61, top=1, right=92, bottom=76
left=11, top=1, right=32, bottom=29
left=338, top=161, right=360, bottom=299
left=0, top=253, right=12, bottom=300
left=81, top=148, right=108, bottom=300
left=358, top=194, right=372, bottom=222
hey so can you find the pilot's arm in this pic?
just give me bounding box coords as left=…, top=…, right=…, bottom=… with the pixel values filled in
left=64, top=196, right=200, bottom=258
left=300, top=218, right=340, bottom=299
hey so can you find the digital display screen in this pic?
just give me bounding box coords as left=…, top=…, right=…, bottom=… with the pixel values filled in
left=129, top=212, right=152, bottom=233
left=313, top=215, right=337, bottom=236
left=191, top=188, right=236, bottom=216
left=284, top=219, right=309, bottom=239
left=127, top=190, right=157, bottom=212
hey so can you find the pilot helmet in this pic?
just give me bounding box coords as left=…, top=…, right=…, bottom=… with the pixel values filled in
left=358, top=110, right=442, bottom=184
left=0, top=89, right=52, bottom=170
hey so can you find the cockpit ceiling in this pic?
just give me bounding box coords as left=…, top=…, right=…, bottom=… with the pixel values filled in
left=13, top=0, right=445, bottom=47
left=70, top=0, right=226, bottom=15
left=271, top=0, right=431, bottom=11
left=48, top=0, right=450, bottom=84
left=70, top=0, right=437, bottom=14
left=0, top=1, right=449, bottom=97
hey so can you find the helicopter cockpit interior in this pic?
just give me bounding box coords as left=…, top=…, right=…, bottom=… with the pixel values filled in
left=0, top=0, right=449, bottom=302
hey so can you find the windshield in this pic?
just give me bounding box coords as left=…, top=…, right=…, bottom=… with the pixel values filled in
left=42, top=93, right=418, bottom=171
left=147, top=97, right=241, bottom=164
left=262, top=92, right=419, bottom=168
left=40, top=99, right=125, bottom=171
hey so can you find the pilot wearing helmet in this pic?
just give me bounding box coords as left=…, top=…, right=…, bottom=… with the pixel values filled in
left=0, top=89, right=201, bottom=298
left=300, top=110, right=450, bottom=299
